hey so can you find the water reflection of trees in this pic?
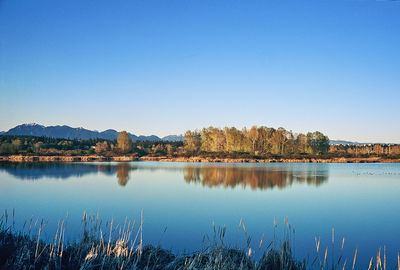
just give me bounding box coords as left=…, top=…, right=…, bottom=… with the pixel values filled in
left=183, top=166, right=328, bottom=190
left=116, top=163, right=130, bottom=186
left=0, top=162, right=329, bottom=189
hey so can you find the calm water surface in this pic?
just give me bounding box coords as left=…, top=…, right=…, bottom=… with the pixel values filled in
left=0, top=162, right=399, bottom=265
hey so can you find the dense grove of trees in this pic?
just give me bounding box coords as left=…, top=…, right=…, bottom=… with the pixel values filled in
left=184, top=126, right=330, bottom=157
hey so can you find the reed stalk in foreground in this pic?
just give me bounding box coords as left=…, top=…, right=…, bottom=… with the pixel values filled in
left=397, top=253, right=399, bottom=270
left=367, top=257, right=373, bottom=270
left=352, top=248, right=358, bottom=270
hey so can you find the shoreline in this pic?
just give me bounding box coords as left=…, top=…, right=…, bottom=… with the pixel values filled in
left=1, top=155, right=400, bottom=163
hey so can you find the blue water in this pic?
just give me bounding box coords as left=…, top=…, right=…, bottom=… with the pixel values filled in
left=0, top=162, right=399, bottom=267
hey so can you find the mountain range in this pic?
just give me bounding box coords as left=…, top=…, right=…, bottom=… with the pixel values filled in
left=0, top=123, right=183, bottom=142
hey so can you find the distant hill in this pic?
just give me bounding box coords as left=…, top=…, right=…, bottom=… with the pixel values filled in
left=3, top=123, right=183, bottom=142
left=329, top=140, right=392, bottom=145
left=162, top=135, right=184, bottom=142
left=329, top=140, right=365, bottom=145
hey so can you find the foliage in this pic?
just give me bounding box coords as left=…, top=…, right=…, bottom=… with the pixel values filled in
left=0, top=135, right=183, bottom=157
left=117, top=131, right=133, bottom=154
left=183, top=130, right=201, bottom=155
left=183, top=126, right=331, bottom=157
left=0, top=135, right=101, bottom=156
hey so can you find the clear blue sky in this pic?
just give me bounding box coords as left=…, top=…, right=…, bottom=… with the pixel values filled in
left=0, top=0, right=399, bottom=142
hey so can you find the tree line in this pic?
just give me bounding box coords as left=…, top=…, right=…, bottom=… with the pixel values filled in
left=183, top=126, right=330, bottom=157
left=329, top=143, right=400, bottom=157
left=0, top=133, right=183, bottom=157
left=0, top=135, right=102, bottom=155
left=1, top=129, right=399, bottom=158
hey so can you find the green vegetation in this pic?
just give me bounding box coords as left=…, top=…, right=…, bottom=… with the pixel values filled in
left=0, top=135, right=102, bottom=156
left=0, top=134, right=183, bottom=157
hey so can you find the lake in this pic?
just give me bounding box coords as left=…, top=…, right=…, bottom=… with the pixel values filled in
left=0, top=161, right=399, bottom=266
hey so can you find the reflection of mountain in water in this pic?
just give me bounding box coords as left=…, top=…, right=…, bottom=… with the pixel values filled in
left=0, top=162, right=176, bottom=186
left=0, top=162, right=176, bottom=182
left=0, top=162, right=329, bottom=189
left=183, top=166, right=328, bottom=190
left=0, top=162, right=138, bottom=187
left=0, top=162, right=113, bottom=180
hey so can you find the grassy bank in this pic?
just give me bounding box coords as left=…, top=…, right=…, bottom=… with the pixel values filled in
left=0, top=211, right=399, bottom=270
left=0, top=229, right=303, bottom=270
left=0, top=212, right=302, bottom=270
